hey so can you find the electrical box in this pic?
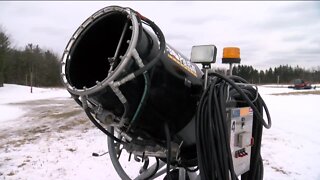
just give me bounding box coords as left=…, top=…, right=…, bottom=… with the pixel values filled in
left=227, top=107, right=253, bottom=176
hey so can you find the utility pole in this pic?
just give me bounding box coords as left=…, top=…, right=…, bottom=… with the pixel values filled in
left=30, top=64, right=33, bottom=93
left=25, top=74, right=28, bottom=86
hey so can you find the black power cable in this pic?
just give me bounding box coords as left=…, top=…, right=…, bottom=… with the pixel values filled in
left=70, top=95, right=125, bottom=144
left=196, top=72, right=271, bottom=180
left=196, top=77, right=236, bottom=180
left=84, top=107, right=125, bottom=144
left=131, top=9, right=166, bottom=78
left=144, top=158, right=160, bottom=180
left=229, top=76, right=266, bottom=180
left=212, top=72, right=271, bottom=129
left=164, top=122, right=172, bottom=180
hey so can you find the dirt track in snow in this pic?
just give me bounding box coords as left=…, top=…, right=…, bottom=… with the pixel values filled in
left=0, top=98, right=90, bottom=150
left=0, top=97, right=100, bottom=178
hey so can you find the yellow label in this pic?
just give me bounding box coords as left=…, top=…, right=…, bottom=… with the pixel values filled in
left=166, top=45, right=197, bottom=77
left=240, top=107, right=250, bottom=117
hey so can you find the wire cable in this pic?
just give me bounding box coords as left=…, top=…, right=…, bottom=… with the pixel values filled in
left=84, top=107, right=125, bottom=144
left=164, top=122, right=172, bottom=180
left=210, top=72, right=271, bottom=129
left=144, top=158, right=160, bottom=180
left=196, top=73, right=272, bottom=180
left=131, top=9, right=166, bottom=78
left=127, top=72, right=150, bottom=133
left=70, top=95, right=125, bottom=144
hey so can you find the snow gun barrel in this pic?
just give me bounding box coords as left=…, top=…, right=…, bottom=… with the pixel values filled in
left=59, top=5, right=271, bottom=180
left=60, top=5, right=203, bottom=166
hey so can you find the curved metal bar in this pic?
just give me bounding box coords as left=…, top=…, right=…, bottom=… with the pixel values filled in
left=134, top=161, right=166, bottom=180
left=61, top=6, right=140, bottom=96
left=108, top=127, right=167, bottom=180
left=107, top=127, right=131, bottom=180
left=149, top=167, right=169, bottom=180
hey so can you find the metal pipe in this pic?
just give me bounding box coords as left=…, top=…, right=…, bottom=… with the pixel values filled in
left=179, top=168, right=186, bottom=180
left=134, top=161, right=165, bottom=180
left=229, top=63, right=233, bottom=76
left=149, top=167, right=168, bottom=179
left=107, top=127, right=131, bottom=180
left=204, top=68, right=209, bottom=90
left=109, top=20, right=130, bottom=75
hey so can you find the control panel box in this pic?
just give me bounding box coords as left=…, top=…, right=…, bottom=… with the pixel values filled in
left=227, top=107, right=253, bottom=176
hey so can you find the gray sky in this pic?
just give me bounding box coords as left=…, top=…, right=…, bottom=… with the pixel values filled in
left=0, top=1, right=319, bottom=70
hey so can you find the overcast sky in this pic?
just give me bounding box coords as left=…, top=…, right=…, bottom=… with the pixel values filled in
left=0, top=1, right=319, bottom=70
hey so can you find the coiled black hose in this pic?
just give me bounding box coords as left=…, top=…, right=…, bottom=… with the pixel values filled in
left=195, top=72, right=271, bottom=180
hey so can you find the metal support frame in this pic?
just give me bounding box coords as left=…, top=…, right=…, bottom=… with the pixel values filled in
left=107, top=127, right=200, bottom=180
left=229, top=63, right=233, bottom=76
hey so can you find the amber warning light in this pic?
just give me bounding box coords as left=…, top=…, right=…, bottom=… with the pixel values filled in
left=222, top=47, right=241, bottom=64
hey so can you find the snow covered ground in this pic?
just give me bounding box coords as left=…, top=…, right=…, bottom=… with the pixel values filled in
left=259, top=85, right=320, bottom=180
left=0, top=84, right=320, bottom=180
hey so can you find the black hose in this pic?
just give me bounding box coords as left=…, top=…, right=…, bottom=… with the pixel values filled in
left=84, top=107, right=124, bottom=144
left=196, top=73, right=272, bottom=180
left=131, top=10, right=166, bottom=77
left=127, top=72, right=151, bottom=132
left=210, top=72, right=271, bottom=129
left=196, top=77, right=237, bottom=180
left=164, top=122, right=172, bottom=180
left=71, top=95, right=125, bottom=144
left=144, top=158, right=160, bottom=179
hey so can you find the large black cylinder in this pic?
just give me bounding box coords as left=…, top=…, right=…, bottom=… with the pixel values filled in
left=61, top=6, right=203, bottom=146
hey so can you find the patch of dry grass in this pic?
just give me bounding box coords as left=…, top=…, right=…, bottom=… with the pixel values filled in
left=57, top=118, right=89, bottom=132
left=271, top=166, right=289, bottom=175
left=271, top=90, right=320, bottom=96
left=7, top=171, right=15, bottom=176
left=17, top=163, right=27, bottom=168
left=8, top=136, right=39, bottom=148
left=27, top=126, right=50, bottom=134
left=0, top=98, right=92, bottom=153
left=47, top=109, right=83, bottom=119
left=66, top=148, right=77, bottom=152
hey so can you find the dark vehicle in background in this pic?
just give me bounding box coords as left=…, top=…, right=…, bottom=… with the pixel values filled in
left=288, top=79, right=313, bottom=89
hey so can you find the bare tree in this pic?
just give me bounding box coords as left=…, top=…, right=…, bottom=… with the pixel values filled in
left=0, top=26, right=10, bottom=87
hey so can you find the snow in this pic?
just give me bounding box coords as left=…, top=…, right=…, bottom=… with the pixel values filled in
left=1, top=83, right=320, bottom=179
left=260, top=90, right=320, bottom=180
left=0, top=84, right=70, bottom=104
left=0, top=84, right=141, bottom=180
left=0, top=84, right=69, bottom=123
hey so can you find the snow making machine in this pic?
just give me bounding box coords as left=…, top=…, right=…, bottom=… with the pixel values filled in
left=60, top=6, right=272, bottom=180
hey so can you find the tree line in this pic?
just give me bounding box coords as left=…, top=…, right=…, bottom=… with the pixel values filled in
left=0, top=29, right=61, bottom=87
left=230, top=64, right=320, bottom=84
left=1, top=27, right=319, bottom=87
